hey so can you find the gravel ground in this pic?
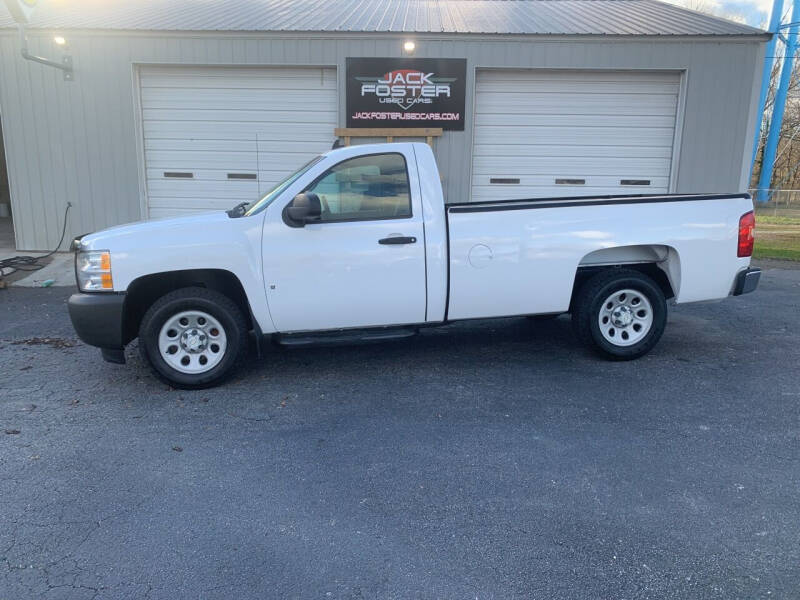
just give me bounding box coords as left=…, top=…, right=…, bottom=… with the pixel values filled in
left=0, top=268, right=798, bottom=599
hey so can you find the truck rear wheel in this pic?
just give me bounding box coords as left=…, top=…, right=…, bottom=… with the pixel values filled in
left=572, top=269, right=667, bottom=360
left=138, top=287, right=248, bottom=389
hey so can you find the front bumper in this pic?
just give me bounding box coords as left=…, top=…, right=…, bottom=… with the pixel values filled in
left=733, top=267, right=761, bottom=296
left=67, top=292, right=126, bottom=350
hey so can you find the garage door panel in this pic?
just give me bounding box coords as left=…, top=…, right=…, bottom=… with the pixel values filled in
left=147, top=165, right=319, bottom=184
left=143, top=121, right=335, bottom=142
left=143, top=71, right=337, bottom=82
left=473, top=144, right=673, bottom=159
left=472, top=175, right=670, bottom=188
left=145, top=138, right=327, bottom=155
left=475, top=103, right=677, bottom=117
left=147, top=150, right=259, bottom=170
left=141, top=68, right=336, bottom=87
left=471, top=184, right=663, bottom=201
left=476, top=91, right=678, bottom=108
left=474, top=81, right=680, bottom=95
left=145, top=138, right=258, bottom=152
left=141, top=87, right=337, bottom=109
left=148, top=196, right=256, bottom=211
left=474, top=126, right=676, bottom=146
left=146, top=168, right=257, bottom=181
left=142, top=96, right=337, bottom=112
left=475, top=70, right=679, bottom=84
left=475, top=81, right=680, bottom=95
left=473, top=99, right=677, bottom=118
left=472, top=157, right=671, bottom=177
left=484, top=111, right=675, bottom=128
left=149, top=207, right=220, bottom=219
left=255, top=154, right=322, bottom=171
left=255, top=139, right=332, bottom=154
left=256, top=169, right=314, bottom=191
left=150, top=167, right=322, bottom=189
left=141, top=66, right=336, bottom=217
left=148, top=179, right=259, bottom=198
left=143, top=108, right=337, bottom=124
left=142, top=85, right=335, bottom=100
left=472, top=69, right=679, bottom=202
left=141, top=79, right=337, bottom=91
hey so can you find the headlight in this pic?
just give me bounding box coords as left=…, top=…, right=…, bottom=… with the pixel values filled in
left=75, top=250, right=113, bottom=291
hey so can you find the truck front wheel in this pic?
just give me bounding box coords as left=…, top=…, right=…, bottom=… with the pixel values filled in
left=138, top=287, right=249, bottom=388
left=572, top=269, right=667, bottom=360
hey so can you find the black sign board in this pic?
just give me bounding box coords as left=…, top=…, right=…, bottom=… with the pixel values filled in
left=346, top=57, right=467, bottom=131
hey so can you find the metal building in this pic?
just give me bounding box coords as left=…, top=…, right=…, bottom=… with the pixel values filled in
left=0, top=0, right=767, bottom=250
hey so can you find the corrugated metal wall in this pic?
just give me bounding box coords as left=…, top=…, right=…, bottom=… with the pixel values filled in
left=0, top=31, right=764, bottom=250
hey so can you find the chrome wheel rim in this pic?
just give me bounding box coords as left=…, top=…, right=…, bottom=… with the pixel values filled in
left=158, top=310, right=227, bottom=374
left=598, top=288, right=653, bottom=347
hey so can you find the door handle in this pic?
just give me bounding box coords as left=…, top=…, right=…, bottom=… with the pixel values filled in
left=378, top=236, right=417, bottom=245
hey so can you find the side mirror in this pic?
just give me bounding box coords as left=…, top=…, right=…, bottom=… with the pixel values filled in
left=286, top=192, right=321, bottom=226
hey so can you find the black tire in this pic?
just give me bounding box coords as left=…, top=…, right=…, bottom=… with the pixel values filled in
left=138, top=287, right=248, bottom=389
left=572, top=268, right=667, bottom=360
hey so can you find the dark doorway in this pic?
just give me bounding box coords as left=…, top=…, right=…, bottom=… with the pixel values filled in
left=0, top=114, right=12, bottom=250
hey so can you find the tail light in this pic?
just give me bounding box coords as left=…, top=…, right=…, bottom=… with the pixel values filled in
left=738, top=211, right=755, bottom=257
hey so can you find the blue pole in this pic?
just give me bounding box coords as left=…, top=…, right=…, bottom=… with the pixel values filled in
left=757, top=0, right=800, bottom=203
left=750, top=0, right=784, bottom=176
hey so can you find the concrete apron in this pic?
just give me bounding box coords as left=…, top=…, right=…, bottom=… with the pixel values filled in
left=0, top=249, right=74, bottom=287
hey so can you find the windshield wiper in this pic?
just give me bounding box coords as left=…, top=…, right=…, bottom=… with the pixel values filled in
left=227, top=202, right=249, bottom=218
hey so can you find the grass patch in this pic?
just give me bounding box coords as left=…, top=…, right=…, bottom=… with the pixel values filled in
left=753, top=217, right=800, bottom=260
left=753, top=242, right=800, bottom=261
left=754, top=214, right=800, bottom=226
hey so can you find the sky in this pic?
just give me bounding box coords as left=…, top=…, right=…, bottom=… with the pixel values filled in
left=662, top=0, right=775, bottom=27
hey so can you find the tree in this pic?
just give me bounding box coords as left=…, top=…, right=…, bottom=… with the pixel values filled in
left=751, top=53, right=800, bottom=193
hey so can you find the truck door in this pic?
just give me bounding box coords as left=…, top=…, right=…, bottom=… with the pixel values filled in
left=262, top=151, right=427, bottom=332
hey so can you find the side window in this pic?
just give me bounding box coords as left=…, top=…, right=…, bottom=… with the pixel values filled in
left=305, top=153, right=411, bottom=222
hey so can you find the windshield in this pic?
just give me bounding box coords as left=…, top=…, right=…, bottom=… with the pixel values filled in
left=242, top=156, right=323, bottom=217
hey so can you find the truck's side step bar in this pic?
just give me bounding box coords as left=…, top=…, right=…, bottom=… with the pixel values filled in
left=273, top=326, right=418, bottom=348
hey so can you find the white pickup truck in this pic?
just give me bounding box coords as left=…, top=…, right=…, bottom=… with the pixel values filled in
left=68, top=142, right=759, bottom=388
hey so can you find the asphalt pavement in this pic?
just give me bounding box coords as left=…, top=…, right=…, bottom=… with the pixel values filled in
left=0, top=267, right=798, bottom=599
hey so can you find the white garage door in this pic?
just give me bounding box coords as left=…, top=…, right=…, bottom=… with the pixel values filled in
left=140, top=66, right=337, bottom=218
left=472, top=70, right=681, bottom=202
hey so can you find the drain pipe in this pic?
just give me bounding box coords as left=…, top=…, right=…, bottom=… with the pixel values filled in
left=17, top=23, right=73, bottom=81
left=751, top=0, right=784, bottom=178
left=756, top=0, right=800, bottom=203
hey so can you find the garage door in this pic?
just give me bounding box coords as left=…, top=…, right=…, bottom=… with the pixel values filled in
left=472, top=70, right=680, bottom=202
left=140, top=66, right=337, bottom=218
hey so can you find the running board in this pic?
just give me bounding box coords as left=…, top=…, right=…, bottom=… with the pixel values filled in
left=274, top=326, right=418, bottom=348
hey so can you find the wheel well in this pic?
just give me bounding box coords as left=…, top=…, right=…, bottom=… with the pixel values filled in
left=122, top=269, right=252, bottom=344
left=570, top=263, right=675, bottom=311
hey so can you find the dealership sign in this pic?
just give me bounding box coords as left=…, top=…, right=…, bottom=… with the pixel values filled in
left=346, top=58, right=467, bottom=131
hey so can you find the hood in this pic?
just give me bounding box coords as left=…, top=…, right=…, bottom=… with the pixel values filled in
left=78, top=211, right=230, bottom=251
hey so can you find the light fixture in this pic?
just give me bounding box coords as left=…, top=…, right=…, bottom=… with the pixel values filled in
left=403, top=40, right=416, bottom=54
left=54, top=36, right=66, bottom=46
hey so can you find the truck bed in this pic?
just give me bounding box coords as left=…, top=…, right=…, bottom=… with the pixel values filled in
left=444, top=191, right=753, bottom=321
